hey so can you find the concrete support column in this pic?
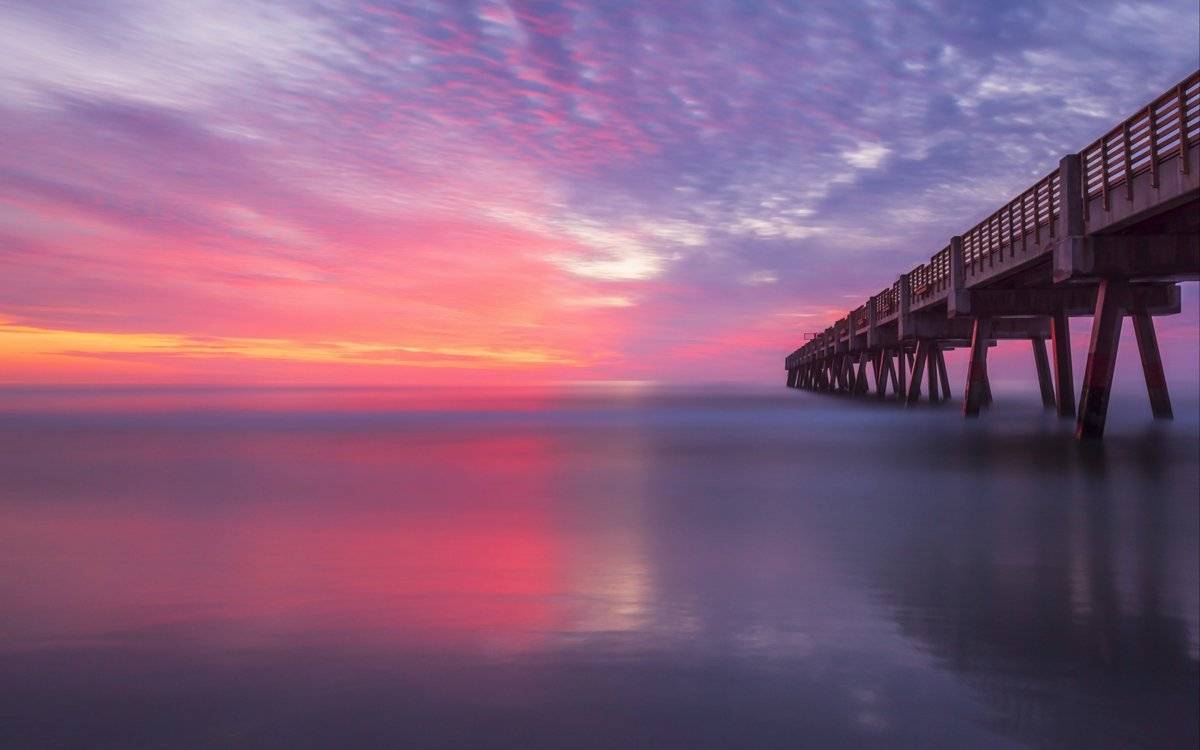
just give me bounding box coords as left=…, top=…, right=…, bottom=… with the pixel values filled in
left=1031, top=337, right=1057, bottom=410
left=1077, top=279, right=1127, bottom=440
left=886, top=351, right=901, bottom=397
left=871, top=351, right=884, bottom=398
left=935, top=346, right=951, bottom=399
left=907, top=340, right=928, bottom=405
left=1051, top=310, right=1075, bottom=417
left=867, top=296, right=878, bottom=350
left=1131, top=310, right=1173, bottom=419
left=964, top=318, right=993, bottom=416
left=1053, top=153, right=1086, bottom=282
left=1059, top=154, right=1084, bottom=237
left=948, top=235, right=969, bottom=317
left=927, top=343, right=941, bottom=403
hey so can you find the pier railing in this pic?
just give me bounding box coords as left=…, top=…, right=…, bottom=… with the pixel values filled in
left=1083, top=74, right=1199, bottom=212
left=909, top=245, right=951, bottom=307
left=962, top=171, right=1059, bottom=271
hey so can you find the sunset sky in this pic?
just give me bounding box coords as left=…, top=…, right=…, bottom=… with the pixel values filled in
left=1, top=0, right=1197, bottom=386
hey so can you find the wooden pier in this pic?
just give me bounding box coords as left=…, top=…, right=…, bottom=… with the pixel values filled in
left=785, top=71, right=1199, bottom=439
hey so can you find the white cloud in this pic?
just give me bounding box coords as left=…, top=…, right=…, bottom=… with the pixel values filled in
left=637, top=219, right=708, bottom=247
left=548, top=219, right=668, bottom=281
left=842, top=142, right=891, bottom=169
left=562, top=295, right=636, bottom=308
left=488, top=209, right=706, bottom=283
left=727, top=216, right=826, bottom=240
left=741, top=270, right=778, bottom=286
left=551, top=249, right=664, bottom=282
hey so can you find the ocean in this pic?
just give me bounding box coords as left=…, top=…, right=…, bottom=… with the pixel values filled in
left=1, top=386, right=1197, bottom=749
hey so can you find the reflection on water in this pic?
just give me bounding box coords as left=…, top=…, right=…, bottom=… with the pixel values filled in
left=0, top=387, right=1196, bottom=749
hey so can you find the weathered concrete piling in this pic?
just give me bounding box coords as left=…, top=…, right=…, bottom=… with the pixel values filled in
left=785, top=71, right=1200, bottom=439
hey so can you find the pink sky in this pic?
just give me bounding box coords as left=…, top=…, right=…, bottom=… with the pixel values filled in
left=0, top=1, right=1196, bottom=387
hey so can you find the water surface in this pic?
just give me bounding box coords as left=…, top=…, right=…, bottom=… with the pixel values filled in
left=1, top=386, right=1197, bottom=749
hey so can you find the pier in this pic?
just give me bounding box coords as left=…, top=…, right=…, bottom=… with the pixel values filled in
left=785, top=71, right=1200, bottom=439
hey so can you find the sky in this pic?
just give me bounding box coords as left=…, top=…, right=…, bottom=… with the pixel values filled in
left=0, top=0, right=1197, bottom=386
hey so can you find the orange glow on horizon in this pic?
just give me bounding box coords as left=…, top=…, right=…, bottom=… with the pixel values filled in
left=0, top=319, right=580, bottom=367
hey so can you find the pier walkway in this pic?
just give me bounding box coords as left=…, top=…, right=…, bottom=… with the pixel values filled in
left=784, top=71, right=1200, bottom=439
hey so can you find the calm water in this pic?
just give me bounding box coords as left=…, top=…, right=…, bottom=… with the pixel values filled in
left=1, top=386, right=1197, bottom=749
